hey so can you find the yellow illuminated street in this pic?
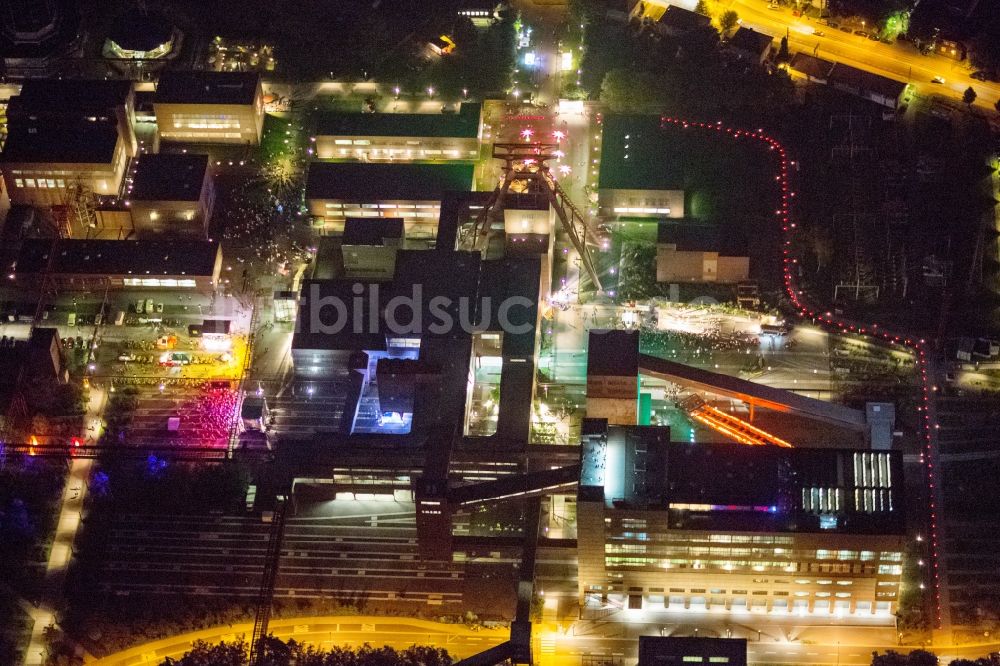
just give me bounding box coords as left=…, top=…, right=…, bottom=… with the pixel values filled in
left=725, top=0, right=999, bottom=107
left=89, top=616, right=508, bottom=666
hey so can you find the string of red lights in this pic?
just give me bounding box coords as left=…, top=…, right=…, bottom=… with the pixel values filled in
left=657, top=115, right=944, bottom=627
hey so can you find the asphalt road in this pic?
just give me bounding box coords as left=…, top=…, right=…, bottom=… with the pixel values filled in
left=91, top=616, right=508, bottom=666
left=727, top=0, right=1000, bottom=108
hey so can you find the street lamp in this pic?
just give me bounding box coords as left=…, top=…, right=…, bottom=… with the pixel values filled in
left=427, top=86, right=435, bottom=97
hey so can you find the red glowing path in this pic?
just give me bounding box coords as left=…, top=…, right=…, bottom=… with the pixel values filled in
left=654, top=115, right=944, bottom=626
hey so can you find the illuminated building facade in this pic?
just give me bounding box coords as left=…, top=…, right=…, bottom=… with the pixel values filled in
left=13, top=238, right=222, bottom=291
left=0, top=79, right=136, bottom=207
left=0, top=119, right=128, bottom=206
left=153, top=71, right=264, bottom=144
left=127, top=153, right=214, bottom=238
left=578, top=421, right=906, bottom=619
left=305, top=162, right=475, bottom=236
left=313, top=103, right=482, bottom=162
left=598, top=188, right=685, bottom=221
left=655, top=222, right=750, bottom=284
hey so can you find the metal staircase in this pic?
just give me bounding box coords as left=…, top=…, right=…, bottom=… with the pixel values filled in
left=248, top=495, right=287, bottom=665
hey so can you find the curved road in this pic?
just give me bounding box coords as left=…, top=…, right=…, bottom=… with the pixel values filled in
left=89, top=616, right=508, bottom=666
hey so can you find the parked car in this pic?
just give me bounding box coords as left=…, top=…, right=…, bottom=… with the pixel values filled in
left=853, top=30, right=869, bottom=37
left=971, top=70, right=994, bottom=81
left=867, top=33, right=880, bottom=41
left=814, top=30, right=825, bottom=36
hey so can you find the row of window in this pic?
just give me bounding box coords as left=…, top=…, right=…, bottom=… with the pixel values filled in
left=122, top=278, right=199, bottom=288
left=603, top=557, right=903, bottom=575
left=607, top=539, right=902, bottom=564
left=162, top=131, right=246, bottom=139
left=323, top=203, right=439, bottom=210
left=803, top=487, right=842, bottom=513
left=855, top=452, right=892, bottom=489
left=14, top=178, right=66, bottom=189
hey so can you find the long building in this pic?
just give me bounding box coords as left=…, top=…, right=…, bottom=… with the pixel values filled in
left=577, top=420, right=906, bottom=618
left=313, top=103, right=482, bottom=161
left=13, top=237, right=222, bottom=291
left=305, top=162, right=475, bottom=236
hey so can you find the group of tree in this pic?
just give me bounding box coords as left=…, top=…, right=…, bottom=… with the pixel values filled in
left=159, top=637, right=453, bottom=666
left=872, top=650, right=1000, bottom=666
left=580, top=12, right=793, bottom=123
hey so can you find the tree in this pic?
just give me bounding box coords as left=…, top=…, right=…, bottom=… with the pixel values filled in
left=907, top=649, right=939, bottom=666
left=719, top=10, right=740, bottom=34
left=161, top=638, right=455, bottom=666
left=695, top=0, right=711, bottom=15
left=872, top=651, right=908, bottom=666
left=963, top=86, right=978, bottom=107
left=599, top=68, right=667, bottom=112
left=995, top=98, right=1000, bottom=114
left=777, top=35, right=790, bottom=62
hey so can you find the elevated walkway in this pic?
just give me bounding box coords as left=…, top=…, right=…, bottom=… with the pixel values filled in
left=639, top=354, right=866, bottom=430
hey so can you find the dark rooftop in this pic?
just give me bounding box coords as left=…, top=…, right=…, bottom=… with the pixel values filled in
left=664, top=442, right=905, bottom=534
left=129, top=153, right=209, bottom=202
left=106, top=8, right=174, bottom=52
left=15, top=238, right=220, bottom=277
left=305, top=162, right=474, bottom=201
left=0, top=0, right=79, bottom=59
left=789, top=52, right=835, bottom=79
left=829, top=62, right=907, bottom=99
left=8, top=79, right=132, bottom=119
left=0, top=118, right=119, bottom=164
left=154, top=71, right=260, bottom=106
left=315, top=102, right=482, bottom=139
left=587, top=329, right=639, bottom=376
left=294, top=250, right=513, bottom=352
left=658, top=5, right=712, bottom=31
left=728, top=26, right=774, bottom=57
left=598, top=114, right=680, bottom=191
left=342, top=218, right=405, bottom=246
left=657, top=221, right=746, bottom=255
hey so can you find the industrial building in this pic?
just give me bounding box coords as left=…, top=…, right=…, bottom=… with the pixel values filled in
left=153, top=71, right=265, bottom=144
left=597, top=115, right=685, bottom=221
left=127, top=152, right=215, bottom=238
left=305, top=162, right=475, bottom=235
left=313, top=103, right=482, bottom=161
left=0, top=79, right=136, bottom=207
left=0, top=118, right=129, bottom=207
left=13, top=237, right=222, bottom=291
left=655, top=222, right=750, bottom=283
left=577, top=420, right=905, bottom=617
